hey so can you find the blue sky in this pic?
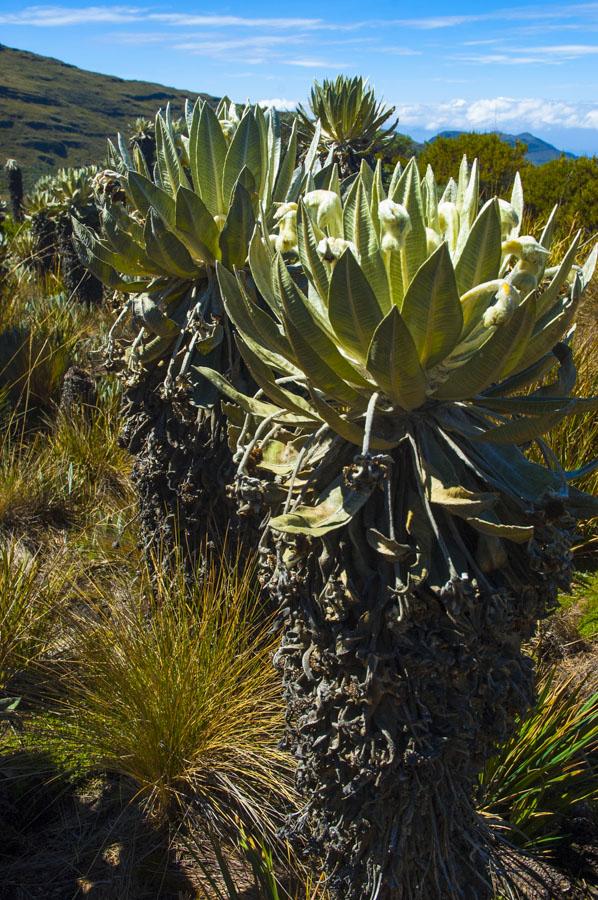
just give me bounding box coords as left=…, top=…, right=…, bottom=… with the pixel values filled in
left=1, top=1, right=598, bottom=154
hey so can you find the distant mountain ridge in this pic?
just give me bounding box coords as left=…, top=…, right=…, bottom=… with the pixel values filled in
left=0, top=44, right=216, bottom=188
left=0, top=43, right=579, bottom=190
left=433, top=130, right=576, bottom=165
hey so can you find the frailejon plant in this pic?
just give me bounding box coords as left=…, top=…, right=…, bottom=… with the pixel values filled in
left=4, top=159, right=24, bottom=223
left=297, top=76, right=399, bottom=176
left=199, top=155, right=598, bottom=898
left=25, top=166, right=102, bottom=300
left=73, top=99, right=320, bottom=562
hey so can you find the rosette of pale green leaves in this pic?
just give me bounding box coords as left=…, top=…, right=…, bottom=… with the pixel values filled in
left=26, top=166, right=99, bottom=218
left=197, top=155, right=597, bottom=557
left=297, top=75, right=399, bottom=162
left=72, top=99, right=322, bottom=396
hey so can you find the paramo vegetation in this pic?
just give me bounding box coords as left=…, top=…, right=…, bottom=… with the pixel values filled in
left=0, top=76, right=597, bottom=899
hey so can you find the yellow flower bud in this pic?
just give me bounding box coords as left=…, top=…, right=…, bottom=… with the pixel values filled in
left=498, top=199, right=519, bottom=240
left=378, top=199, right=411, bottom=253
left=316, top=236, right=356, bottom=264
left=426, top=227, right=442, bottom=256
left=438, top=201, right=459, bottom=252
left=304, top=190, right=343, bottom=237
left=274, top=203, right=299, bottom=254
left=482, top=282, right=516, bottom=327
left=503, top=236, right=550, bottom=292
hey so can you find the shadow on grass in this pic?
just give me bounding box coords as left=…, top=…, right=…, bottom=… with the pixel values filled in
left=0, top=750, right=198, bottom=899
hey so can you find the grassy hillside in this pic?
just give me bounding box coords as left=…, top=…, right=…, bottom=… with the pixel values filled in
left=0, top=43, right=216, bottom=189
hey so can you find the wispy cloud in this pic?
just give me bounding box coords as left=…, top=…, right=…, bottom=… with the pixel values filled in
left=5, top=1, right=597, bottom=31
left=0, top=4, right=325, bottom=28
left=0, top=4, right=141, bottom=25
left=457, top=43, right=598, bottom=65
left=148, top=13, right=323, bottom=29
left=389, top=3, right=598, bottom=29
left=395, top=96, right=598, bottom=131
left=285, top=58, right=349, bottom=68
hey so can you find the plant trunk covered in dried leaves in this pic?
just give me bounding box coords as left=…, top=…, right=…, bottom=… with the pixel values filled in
left=119, top=370, right=238, bottom=567
left=261, top=439, right=575, bottom=899
left=30, top=211, right=58, bottom=275
left=5, top=160, right=24, bottom=222
left=56, top=216, right=103, bottom=304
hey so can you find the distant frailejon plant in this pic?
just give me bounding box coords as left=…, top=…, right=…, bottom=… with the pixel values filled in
left=4, top=159, right=24, bottom=222
left=73, top=99, right=322, bottom=562
left=195, top=155, right=598, bottom=897
left=25, top=166, right=102, bottom=302
left=297, top=76, right=399, bottom=176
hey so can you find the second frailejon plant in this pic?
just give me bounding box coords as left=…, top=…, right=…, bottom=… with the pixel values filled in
left=201, top=155, right=598, bottom=898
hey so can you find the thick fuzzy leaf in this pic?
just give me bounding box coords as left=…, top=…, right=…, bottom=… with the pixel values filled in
left=342, top=176, right=360, bottom=243
left=128, top=171, right=175, bottom=228
left=473, top=405, right=575, bottom=444
left=219, top=181, right=255, bottom=269
left=275, top=256, right=370, bottom=395
left=132, top=295, right=179, bottom=337
left=74, top=225, right=142, bottom=290
left=273, top=119, right=298, bottom=202
left=73, top=219, right=146, bottom=278
left=189, top=101, right=227, bottom=215
left=447, top=431, right=563, bottom=504
left=352, top=179, right=390, bottom=313
left=236, top=334, right=318, bottom=419
left=193, top=366, right=313, bottom=425
left=510, top=172, right=524, bottom=236
left=297, top=205, right=330, bottom=314
left=401, top=242, right=463, bottom=368
left=145, top=212, right=198, bottom=278
left=284, top=317, right=366, bottom=406
left=248, top=226, right=281, bottom=315
left=478, top=395, right=598, bottom=415
left=175, top=186, right=220, bottom=263
left=155, top=114, right=190, bottom=195
left=582, top=241, right=598, bottom=288
left=466, top=515, right=534, bottom=543
left=269, top=476, right=373, bottom=536
left=526, top=275, right=581, bottom=365
left=393, top=157, right=427, bottom=287
left=216, top=263, right=293, bottom=361
left=500, top=293, right=537, bottom=377
left=429, top=479, right=497, bottom=517
left=535, top=231, right=581, bottom=320
left=366, top=306, right=427, bottom=410
left=455, top=199, right=502, bottom=294
left=436, top=293, right=535, bottom=400
left=366, top=529, right=412, bottom=561
left=222, top=112, right=262, bottom=208
left=539, top=204, right=559, bottom=252
left=328, top=248, right=383, bottom=360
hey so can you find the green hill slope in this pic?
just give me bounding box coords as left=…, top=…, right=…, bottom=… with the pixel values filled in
left=0, top=43, right=216, bottom=189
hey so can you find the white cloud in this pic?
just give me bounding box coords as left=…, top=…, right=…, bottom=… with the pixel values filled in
left=173, top=35, right=299, bottom=54
left=380, top=47, right=422, bottom=56
left=285, top=58, right=348, bottom=68
left=149, top=14, right=323, bottom=29
left=258, top=98, right=298, bottom=110
left=0, top=5, right=325, bottom=29
left=0, top=4, right=141, bottom=25
left=395, top=97, right=598, bottom=132
left=458, top=54, right=561, bottom=65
